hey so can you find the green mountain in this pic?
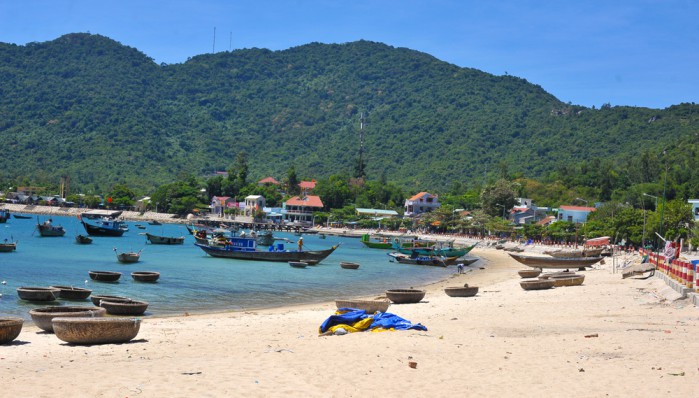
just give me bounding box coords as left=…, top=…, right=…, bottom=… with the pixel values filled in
left=1, top=33, right=697, bottom=193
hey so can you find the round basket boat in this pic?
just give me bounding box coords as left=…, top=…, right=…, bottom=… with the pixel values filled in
left=520, top=279, right=556, bottom=291
left=385, top=289, right=426, bottom=304
left=52, top=317, right=141, bottom=345
left=99, top=300, right=149, bottom=316
left=0, top=318, right=24, bottom=345
left=50, top=285, right=92, bottom=300
left=335, top=299, right=390, bottom=313
left=542, top=274, right=585, bottom=287
left=131, top=271, right=160, bottom=283
left=90, top=295, right=131, bottom=306
left=444, top=286, right=479, bottom=297
left=538, top=271, right=577, bottom=280
left=88, top=271, right=122, bottom=282
left=517, top=269, right=542, bottom=278
left=16, top=286, right=60, bottom=301
left=29, top=306, right=106, bottom=333
left=340, top=262, right=360, bottom=270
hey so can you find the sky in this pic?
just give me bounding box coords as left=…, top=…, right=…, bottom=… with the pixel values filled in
left=1, top=0, right=697, bottom=109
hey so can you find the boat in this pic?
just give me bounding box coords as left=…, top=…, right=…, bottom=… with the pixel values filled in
left=0, top=318, right=23, bottom=345
left=195, top=235, right=339, bottom=262
left=80, top=215, right=126, bottom=237
left=544, top=248, right=604, bottom=258
left=49, top=285, right=92, bottom=300
left=131, top=271, right=160, bottom=282
left=289, top=261, right=308, bottom=268
left=12, top=214, right=32, bottom=219
left=75, top=234, right=93, bottom=244
left=36, top=219, right=66, bottom=237
left=335, top=299, right=390, bottom=313
left=507, top=253, right=603, bottom=269
left=0, top=209, right=10, bottom=223
left=145, top=232, right=185, bottom=245
left=52, top=317, right=141, bottom=345
left=29, top=306, right=106, bottom=332
left=114, top=248, right=141, bottom=263
left=360, top=234, right=407, bottom=249
left=148, top=220, right=162, bottom=225
left=16, top=286, right=60, bottom=301
left=520, top=279, right=556, bottom=290
left=340, top=261, right=360, bottom=269
left=99, top=300, right=149, bottom=316
left=88, top=270, right=122, bottom=282
left=393, top=254, right=458, bottom=267
left=0, top=240, right=17, bottom=252
left=392, top=239, right=477, bottom=258
left=444, top=284, right=479, bottom=297
left=385, top=289, right=425, bottom=304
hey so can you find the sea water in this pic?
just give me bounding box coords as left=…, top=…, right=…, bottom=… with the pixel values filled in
left=0, top=214, right=453, bottom=321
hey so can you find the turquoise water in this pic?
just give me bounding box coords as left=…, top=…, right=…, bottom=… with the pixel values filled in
left=0, top=215, right=453, bottom=321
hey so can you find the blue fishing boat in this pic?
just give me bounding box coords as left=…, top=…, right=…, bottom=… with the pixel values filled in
left=195, top=235, right=339, bottom=262
left=79, top=211, right=126, bottom=237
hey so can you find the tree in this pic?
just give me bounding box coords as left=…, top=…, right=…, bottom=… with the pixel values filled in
left=480, top=179, right=518, bottom=217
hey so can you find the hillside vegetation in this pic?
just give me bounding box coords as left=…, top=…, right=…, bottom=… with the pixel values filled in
left=1, top=33, right=697, bottom=194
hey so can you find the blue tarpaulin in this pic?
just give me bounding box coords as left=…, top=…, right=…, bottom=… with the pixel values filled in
left=319, top=309, right=427, bottom=334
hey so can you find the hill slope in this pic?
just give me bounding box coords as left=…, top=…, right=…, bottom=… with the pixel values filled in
left=0, top=33, right=697, bottom=192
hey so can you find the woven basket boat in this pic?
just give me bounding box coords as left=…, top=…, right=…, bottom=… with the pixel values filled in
left=29, top=306, right=106, bottom=333
left=88, top=271, right=122, bottom=282
left=340, top=262, right=360, bottom=269
left=335, top=299, right=390, bottom=313
left=99, top=300, right=149, bottom=316
left=0, top=318, right=23, bottom=345
left=385, top=289, right=426, bottom=304
left=517, top=269, right=542, bottom=278
left=50, top=285, right=92, bottom=300
left=16, top=287, right=60, bottom=301
left=444, top=286, right=479, bottom=297
left=520, top=279, right=556, bottom=290
left=131, top=271, right=160, bottom=282
left=91, top=295, right=131, bottom=306
left=52, top=317, right=141, bottom=345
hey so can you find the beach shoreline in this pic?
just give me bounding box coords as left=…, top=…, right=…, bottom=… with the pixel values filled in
left=3, top=247, right=698, bottom=397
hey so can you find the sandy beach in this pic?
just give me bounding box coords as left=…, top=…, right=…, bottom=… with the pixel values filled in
left=2, top=246, right=698, bottom=397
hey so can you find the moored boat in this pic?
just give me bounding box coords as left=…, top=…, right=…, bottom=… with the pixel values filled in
left=145, top=232, right=185, bottom=245
left=36, top=218, right=66, bottom=237
left=114, top=248, right=141, bottom=263
left=340, top=261, right=360, bottom=269
left=195, top=235, right=338, bottom=262
left=75, top=234, right=93, bottom=244
left=392, top=239, right=477, bottom=258
left=0, top=240, right=17, bottom=252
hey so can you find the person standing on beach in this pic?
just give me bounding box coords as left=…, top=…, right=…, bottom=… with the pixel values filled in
left=297, top=237, right=303, bottom=251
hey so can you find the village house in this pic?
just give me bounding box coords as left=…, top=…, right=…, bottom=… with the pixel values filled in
left=404, top=192, right=440, bottom=217
left=557, top=205, right=597, bottom=223
left=244, top=195, right=266, bottom=217
left=282, top=195, right=323, bottom=225
left=210, top=196, right=236, bottom=217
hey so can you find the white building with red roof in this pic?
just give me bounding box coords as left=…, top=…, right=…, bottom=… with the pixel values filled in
left=210, top=196, right=236, bottom=217
left=404, top=192, right=440, bottom=217
left=283, top=195, right=324, bottom=224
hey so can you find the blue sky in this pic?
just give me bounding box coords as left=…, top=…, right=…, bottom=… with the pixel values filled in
left=1, top=0, right=696, bottom=109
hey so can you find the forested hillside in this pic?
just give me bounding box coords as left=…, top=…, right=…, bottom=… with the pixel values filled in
left=0, top=33, right=697, bottom=193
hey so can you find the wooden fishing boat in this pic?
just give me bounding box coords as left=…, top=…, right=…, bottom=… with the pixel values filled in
left=145, top=232, right=184, bottom=245
left=544, top=248, right=604, bottom=258
left=75, top=234, right=93, bottom=244
left=36, top=219, right=66, bottom=237
left=0, top=209, right=9, bottom=223
left=115, top=248, right=141, bottom=263
left=80, top=217, right=125, bottom=237
left=360, top=234, right=420, bottom=249
left=195, top=235, right=339, bottom=262
left=16, top=286, right=60, bottom=301
left=99, top=300, right=149, bottom=316
left=444, top=284, right=479, bottom=297
left=148, top=220, right=162, bottom=225
left=91, top=295, right=131, bottom=306
left=507, top=253, right=602, bottom=269
left=335, top=299, right=390, bottom=313
left=13, top=214, right=32, bottom=219
left=520, top=279, right=556, bottom=290
left=0, top=241, right=17, bottom=252
left=394, top=255, right=457, bottom=267
left=289, top=261, right=308, bottom=268
left=392, top=240, right=477, bottom=258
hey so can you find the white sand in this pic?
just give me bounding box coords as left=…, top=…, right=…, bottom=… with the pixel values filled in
left=2, top=248, right=698, bottom=397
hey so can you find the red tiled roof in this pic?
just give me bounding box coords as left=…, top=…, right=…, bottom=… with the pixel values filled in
left=537, top=216, right=556, bottom=225
left=299, top=181, right=316, bottom=189
left=559, top=205, right=596, bottom=212
left=408, top=191, right=434, bottom=201
left=213, top=196, right=231, bottom=201
left=286, top=195, right=323, bottom=208
left=258, top=177, right=280, bottom=185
